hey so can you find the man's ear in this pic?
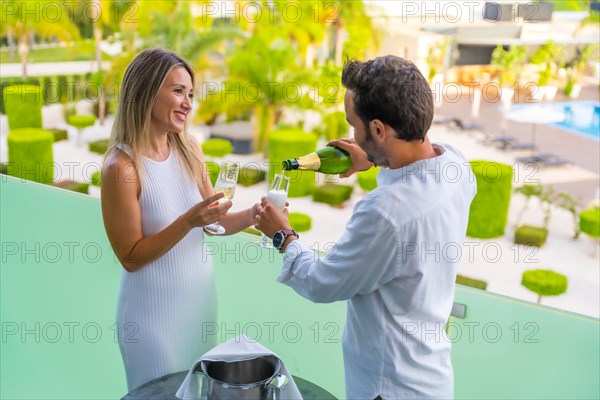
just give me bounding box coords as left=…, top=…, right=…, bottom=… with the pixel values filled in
left=370, top=119, right=387, bottom=143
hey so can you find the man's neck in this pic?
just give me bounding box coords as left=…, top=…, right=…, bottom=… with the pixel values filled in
left=387, top=136, right=439, bottom=169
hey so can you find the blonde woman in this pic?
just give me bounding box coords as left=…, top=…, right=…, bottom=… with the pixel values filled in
left=101, top=48, right=258, bottom=391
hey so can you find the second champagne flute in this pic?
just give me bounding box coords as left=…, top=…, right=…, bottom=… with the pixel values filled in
left=204, top=161, right=239, bottom=235
left=259, top=174, right=290, bottom=248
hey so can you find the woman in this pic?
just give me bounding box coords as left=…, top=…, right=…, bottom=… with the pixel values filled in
left=101, top=48, right=258, bottom=390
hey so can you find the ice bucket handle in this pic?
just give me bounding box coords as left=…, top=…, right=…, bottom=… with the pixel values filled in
left=267, top=374, right=288, bottom=400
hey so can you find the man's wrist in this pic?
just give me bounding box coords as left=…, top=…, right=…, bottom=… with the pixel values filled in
left=280, top=234, right=298, bottom=253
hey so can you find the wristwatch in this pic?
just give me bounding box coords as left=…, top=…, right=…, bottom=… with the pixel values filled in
left=272, top=229, right=299, bottom=253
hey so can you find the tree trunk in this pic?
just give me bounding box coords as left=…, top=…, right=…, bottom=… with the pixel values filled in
left=7, top=28, right=15, bottom=59
left=537, top=294, right=542, bottom=304
left=334, top=25, right=344, bottom=66
left=305, top=43, right=315, bottom=67
left=253, top=104, right=275, bottom=156
left=94, top=25, right=106, bottom=125
left=18, top=34, right=29, bottom=79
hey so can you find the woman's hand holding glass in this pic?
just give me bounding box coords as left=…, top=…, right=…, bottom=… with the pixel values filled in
left=183, top=192, right=232, bottom=229
left=204, top=162, right=239, bottom=235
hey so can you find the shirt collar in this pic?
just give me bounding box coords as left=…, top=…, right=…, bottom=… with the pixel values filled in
left=376, top=143, right=447, bottom=186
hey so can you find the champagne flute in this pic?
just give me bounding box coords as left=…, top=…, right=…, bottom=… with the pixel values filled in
left=259, top=174, right=290, bottom=248
left=204, top=161, right=239, bottom=235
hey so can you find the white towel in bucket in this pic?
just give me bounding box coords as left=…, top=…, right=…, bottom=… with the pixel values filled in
left=176, top=335, right=303, bottom=400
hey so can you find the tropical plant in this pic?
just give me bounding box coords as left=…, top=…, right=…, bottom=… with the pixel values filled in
left=564, top=44, right=599, bottom=96
left=426, top=37, right=452, bottom=83
left=491, top=44, right=527, bottom=87
left=529, top=41, right=565, bottom=87
left=0, top=1, right=80, bottom=78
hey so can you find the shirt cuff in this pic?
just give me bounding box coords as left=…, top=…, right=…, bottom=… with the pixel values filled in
left=276, top=240, right=309, bottom=283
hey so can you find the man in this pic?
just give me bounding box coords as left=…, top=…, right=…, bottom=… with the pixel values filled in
left=256, top=55, right=477, bottom=399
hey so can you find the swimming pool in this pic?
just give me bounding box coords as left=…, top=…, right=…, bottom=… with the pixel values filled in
left=551, top=101, right=599, bottom=140
left=510, top=101, right=600, bottom=140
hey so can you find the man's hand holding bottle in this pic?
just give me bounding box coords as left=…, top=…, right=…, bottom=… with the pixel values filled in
left=327, top=138, right=374, bottom=178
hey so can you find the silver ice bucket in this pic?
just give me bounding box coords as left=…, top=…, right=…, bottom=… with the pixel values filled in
left=195, top=356, right=288, bottom=400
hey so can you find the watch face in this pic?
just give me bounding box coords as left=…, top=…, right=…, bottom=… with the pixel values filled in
left=272, top=231, right=285, bottom=249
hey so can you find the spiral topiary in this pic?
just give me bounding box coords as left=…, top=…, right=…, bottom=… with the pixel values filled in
left=7, top=128, right=54, bottom=183
left=269, top=129, right=317, bottom=197
left=467, top=160, right=513, bottom=238
left=5, top=84, right=43, bottom=130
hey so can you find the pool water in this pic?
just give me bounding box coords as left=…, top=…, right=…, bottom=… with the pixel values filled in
left=551, top=101, right=600, bottom=140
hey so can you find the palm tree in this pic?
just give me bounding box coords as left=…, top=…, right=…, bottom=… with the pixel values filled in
left=2, top=0, right=80, bottom=78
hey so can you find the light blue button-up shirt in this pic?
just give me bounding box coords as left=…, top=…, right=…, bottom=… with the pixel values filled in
left=278, top=143, right=477, bottom=399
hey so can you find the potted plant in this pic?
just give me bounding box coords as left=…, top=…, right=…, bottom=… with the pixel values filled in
left=491, top=44, right=527, bottom=109
left=529, top=41, right=564, bottom=101
left=564, top=44, right=598, bottom=98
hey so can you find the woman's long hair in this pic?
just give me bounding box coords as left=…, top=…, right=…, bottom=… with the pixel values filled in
left=106, top=48, right=207, bottom=194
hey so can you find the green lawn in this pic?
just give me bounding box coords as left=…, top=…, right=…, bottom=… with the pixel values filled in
left=0, top=40, right=113, bottom=64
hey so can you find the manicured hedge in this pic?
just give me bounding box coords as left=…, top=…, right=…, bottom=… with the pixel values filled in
left=579, top=208, right=600, bottom=238
left=48, top=128, right=68, bottom=142
left=515, top=225, right=548, bottom=247
left=7, top=128, right=54, bottom=183
left=467, top=160, right=513, bottom=238
left=456, top=275, right=488, bottom=290
left=313, top=184, right=354, bottom=206
left=289, top=212, right=312, bottom=232
left=522, top=269, right=568, bottom=301
left=269, top=129, right=317, bottom=197
left=202, top=138, right=234, bottom=158
left=88, top=139, right=109, bottom=155
left=5, top=84, right=43, bottom=130
left=357, top=167, right=381, bottom=191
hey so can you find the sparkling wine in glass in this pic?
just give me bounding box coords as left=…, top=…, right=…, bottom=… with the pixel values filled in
left=204, top=161, right=239, bottom=235
left=259, top=174, right=290, bottom=248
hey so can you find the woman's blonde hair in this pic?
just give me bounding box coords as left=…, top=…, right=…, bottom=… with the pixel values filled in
left=106, top=48, right=206, bottom=192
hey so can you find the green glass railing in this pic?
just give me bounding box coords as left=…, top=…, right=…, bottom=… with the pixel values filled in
left=1, top=176, right=598, bottom=399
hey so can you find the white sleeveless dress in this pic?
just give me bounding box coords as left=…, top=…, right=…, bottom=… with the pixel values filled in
left=114, top=143, right=217, bottom=391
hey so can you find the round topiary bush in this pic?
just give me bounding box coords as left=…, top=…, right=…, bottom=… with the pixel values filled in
left=91, top=171, right=102, bottom=187
left=579, top=208, right=600, bottom=238
left=7, top=128, right=54, bottom=183
left=357, top=167, right=381, bottom=192
left=68, top=114, right=96, bottom=129
left=467, top=160, right=513, bottom=238
left=521, top=269, right=568, bottom=304
left=5, top=84, right=43, bottom=130
left=269, top=129, right=317, bottom=198
left=202, top=138, right=234, bottom=158
left=289, top=212, right=312, bottom=232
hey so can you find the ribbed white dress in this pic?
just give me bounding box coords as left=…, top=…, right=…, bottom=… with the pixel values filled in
left=114, top=143, right=217, bottom=391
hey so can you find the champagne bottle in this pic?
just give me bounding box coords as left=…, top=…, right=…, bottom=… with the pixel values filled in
left=282, top=146, right=352, bottom=174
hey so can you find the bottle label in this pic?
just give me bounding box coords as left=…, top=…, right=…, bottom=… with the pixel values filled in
left=296, top=152, right=321, bottom=170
